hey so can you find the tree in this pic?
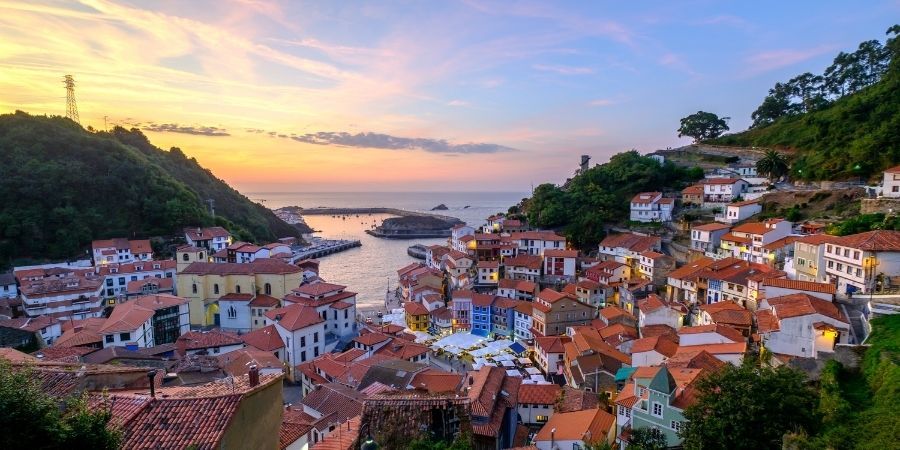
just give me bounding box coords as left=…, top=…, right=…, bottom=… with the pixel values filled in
left=677, top=111, right=730, bottom=142
left=679, top=363, right=818, bottom=450
left=627, top=428, right=667, bottom=450
left=0, top=361, right=121, bottom=449
left=756, top=149, right=790, bottom=180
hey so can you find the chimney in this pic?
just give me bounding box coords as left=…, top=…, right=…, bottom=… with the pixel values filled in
left=249, top=364, right=259, bottom=387
left=147, top=370, right=157, bottom=398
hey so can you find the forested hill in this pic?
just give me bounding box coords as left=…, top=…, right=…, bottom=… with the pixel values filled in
left=0, top=111, right=306, bottom=265
left=520, top=151, right=702, bottom=249
left=712, top=25, right=900, bottom=181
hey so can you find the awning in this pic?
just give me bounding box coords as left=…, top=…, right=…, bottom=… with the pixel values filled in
left=471, top=328, right=489, bottom=337
left=508, top=342, right=527, bottom=354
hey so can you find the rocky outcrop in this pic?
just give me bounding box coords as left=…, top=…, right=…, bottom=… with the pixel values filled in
left=431, top=204, right=449, bottom=211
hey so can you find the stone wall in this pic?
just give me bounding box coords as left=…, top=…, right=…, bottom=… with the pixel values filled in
left=860, top=197, right=900, bottom=214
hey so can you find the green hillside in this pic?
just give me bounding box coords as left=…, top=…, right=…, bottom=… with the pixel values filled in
left=712, top=26, right=900, bottom=181
left=0, top=111, right=306, bottom=266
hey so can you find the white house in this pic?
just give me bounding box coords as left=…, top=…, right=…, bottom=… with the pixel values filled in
left=719, top=219, right=792, bottom=264
left=511, top=231, right=567, bottom=256
left=629, top=192, right=674, bottom=223
left=92, top=238, right=152, bottom=265
left=513, top=302, right=533, bottom=341
left=475, top=260, right=499, bottom=287
left=543, top=249, right=577, bottom=280
left=95, top=260, right=177, bottom=299
left=99, top=294, right=190, bottom=349
left=677, top=324, right=744, bottom=346
left=184, top=226, right=233, bottom=251
left=822, top=230, right=900, bottom=296
left=450, top=224, right=476, bottom=253
left=16, top=267, right=105, bottom=319
left=503, top=254, right=543, bottom=282
left=0, top=316, right=62, bottom=346
left=757, top=293, right=850, bottom=358
left=265, top=303, right=327, bottom=380
left=517, top=384, right=560, bottom=425
left=882, top=165, right=900, bottom=198
left=533, top=408, right=616, bottom=450
left=759, top=278, right=835, bottom=302
left=0, top=272, right=17, bottom=300
left=725, top=163, right=757, bottom=178
left=218, top=293, right=255, bottom=332
left=715, top=199, right=762, bottom=224
left=702, top=178, right=749, bottom=205
left=630, top=334, right=678, bottom=367
left=691, top=223, right=731, bottom=254
left=637, top=294, right=685, bottom=330
left=598, top=233, right=661, bottom=266
left=282, top=282, right=358, bottom=342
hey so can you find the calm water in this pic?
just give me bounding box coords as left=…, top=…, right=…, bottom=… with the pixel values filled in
left=249, top=192, right=527, bottom=311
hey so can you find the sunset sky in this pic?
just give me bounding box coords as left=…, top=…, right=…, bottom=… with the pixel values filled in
left=0, top=1, right=896, bottom=192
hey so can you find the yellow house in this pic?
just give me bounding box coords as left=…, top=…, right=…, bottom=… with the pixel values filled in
left=404, top=301, right=430, bottom=331
left=177, top=259, right=302, bottom=326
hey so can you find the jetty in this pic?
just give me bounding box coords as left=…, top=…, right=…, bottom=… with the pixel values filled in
left=283, top=206, right=462, bottom=223
left=289, top=239, right=360, bottom=263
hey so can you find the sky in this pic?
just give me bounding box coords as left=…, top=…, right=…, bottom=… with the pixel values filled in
left=0, top=1, right=897, bottom=192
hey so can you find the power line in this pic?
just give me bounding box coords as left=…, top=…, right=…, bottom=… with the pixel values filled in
left=63, top=74, right=79, bottom=124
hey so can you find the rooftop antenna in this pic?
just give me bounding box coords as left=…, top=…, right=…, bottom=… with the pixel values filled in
left=63, top=74, right=80, bottom=124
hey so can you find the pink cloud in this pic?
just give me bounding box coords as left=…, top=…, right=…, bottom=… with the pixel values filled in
left=533, top=64, right=595, bottom=75
left=744, top=45, right=836, bottom=75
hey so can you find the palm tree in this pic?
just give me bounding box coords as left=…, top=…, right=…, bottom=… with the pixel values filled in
left=756, top=149, right=789, bottom=180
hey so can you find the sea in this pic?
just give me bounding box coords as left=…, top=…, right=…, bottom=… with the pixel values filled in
left=249, top=192, right=528, bottom=312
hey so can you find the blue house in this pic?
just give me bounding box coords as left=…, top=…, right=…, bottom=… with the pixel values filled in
left=490, top=297, right=518, bottom=339
left=471, top=293, right=494, bottom=336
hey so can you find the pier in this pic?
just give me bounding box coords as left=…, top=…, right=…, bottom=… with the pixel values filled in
left=289, top=206, right=463, bottom=223
left=289, top=239, right=361, bottom=262
left=407, top=244, right=427, bottom=259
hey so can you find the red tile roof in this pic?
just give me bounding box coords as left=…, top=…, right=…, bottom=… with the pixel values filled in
left=535, top=336, right=570, bottom=354
left=631, top=334, right=679, bottom=357
left=762, top=278, right=836, bottom=294
left=100, top=294, right=190, bottom=334
left=184, top=226, right=231, bottom=240
left=293, top=282, right=347, bottom=296
left=353, top=331, right=392, bottom=346
left=534, top=408, right=615, bottom=444
left=176, top=330, right=243, bottom=353
left=678, top=324, right=745, bottom=343
left=693, top=222, right=731, bottom=232
left=249, top=294, right=281, bottom=307
left=599, top=233, right=660, bottom=253
left=241, top=324, right=285, bottom=351
left=280, top=408, right=315, bottom=450
left=543, top=249, right=578, bottom=258
left=518, top=383, right=561, bottom=405
left=765, top=293, right=848, bottom=323
left=704, top=177, right=744, bottom=185
left=829, top=230, right=900, bottom=251
left=265, top=304, right=324, bottom=331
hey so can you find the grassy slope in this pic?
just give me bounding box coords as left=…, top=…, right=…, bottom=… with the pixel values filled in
left=711, top=70, right=900, bottom=181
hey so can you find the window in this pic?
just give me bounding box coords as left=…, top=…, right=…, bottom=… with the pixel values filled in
left=314, top=347, right=319, bottom=357
left=105, top=335, right=114, bottom=343
left=182, top=253, right=189, bottom=261
left=652, top=402, right=663, bottom=417
left=192, top=283, right=198, bottom=294
left=214, top=284, right=220, bottom=295
left=827, top=245, right=833, bottom=253
left=227, top=306, right=236, bottom=319
left=199, top=252, right=204, bottom=259
left=119, top=332, right=131, bottom=341
left=235, top=285, right=241, bottom=294
left=300, top=351, right=306, bottom=362
left=301, top=336, right=306, bottom=347
left=671, top=421, right=683, bottom=432
left=828, top=261, right=834, bottom=269
left=344, top=309, right=348, bottom=319
left=313, top=332, right=319, bottom=343
left=536, top=415, right=549, bottom=422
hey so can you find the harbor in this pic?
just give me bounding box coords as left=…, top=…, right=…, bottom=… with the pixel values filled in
left=289, top=238, right=361, bottom=263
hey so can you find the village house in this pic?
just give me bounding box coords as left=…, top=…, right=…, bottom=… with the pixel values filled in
left=0, top=272, right=16, bottom=300
left=125, top=277, right=175, bottom=299
left=531, top=288, right=595, bottom=337
left=241, top=324, right=286, bottom=360
left=517, top=383, right=561, bottom=426
left=498, top=278, right=538, bottom=301
left=882, top=165, right=900, bottom=197
left=637, top=294, right=686, bottom=330
left=429, top=306, right=453, bottom=336
left=175, top=329, right=244, bottom=356
left=299, top=382, right=365, bottom=445
left=715, top=199, right=762, bottom=224
left=757, top=293, right=850, bottom=358
left=466, top=366, right=521, bottom=450
left=513, top=302, right=534, bottom=342
left=449, top=224, right=476, bottom=253
left=760, top=278, right=836, bottom=302
left=585, top=260, right=630, bottom=285
left=265, top=303, right=326, bottom=380
left=615, top=366, right=704, bottom=448
left=425, top=245, right=452, bottom=270
left=470, top=293, right=495, bottom=336
left=404, top=301, right=430, bottom=332
left=95, top=260, right=177, bottom=300
left=718, top=219, right=793, bottom=264
left=598, top=232, right=661, bottom=271
left=563, top=326, right=631, bottom=394
left=99, top=294, right=190, bottom=349
left=450, top=290, right=473, bottom=332
left=422, top=293, right=444, bottom=312
left=681, top=184, right=704, bottom=206
left=510, top=230, right=568, bottom=256
left=533, top=408, right=616, bottom=449
left=629, top=192, right=674, bottom=223
left=503, top=254, right=543, bottom=282
left=563, top=279, right=608, bottom=308
left=475, top=260, right=500, bottom=288
left=702, top=177, right=749, bottom=205
left=282, top=281, right=358, bottom=343
left=543, top=249, right=578, bottom=281
left=821, top=230, right=900, bottom=296
left=0, top=315, right=62, bottom=347
left=793, top=234, right=835, bottom=283
left=16, top=267, right=105, bottom=320
left=91, top=238, right=152, bottom=265
left=691, top=222, right=731, bottom=255
left=630, top=333, right=679, bottom=367
left=177, top=257, right=302, bottom=326
left=184, top=226, right=233, bottom=251
left=397, top=263, right=443, bottom=302
left=636, top=250, right=675, bottom=287
left=490, top=297, right=519, bottom=339
left=665, top=256, right=715, bottom=304
left=534, top=335, right=570, bottom=375
left=483, top=215, right=505, bottom=233
left=696, top=301, right=752, bottom=336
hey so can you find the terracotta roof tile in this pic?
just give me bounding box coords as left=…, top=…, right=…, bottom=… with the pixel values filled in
left=241, top=324, right=285, bottom=351
left=518, top=383, right=561, bottom=405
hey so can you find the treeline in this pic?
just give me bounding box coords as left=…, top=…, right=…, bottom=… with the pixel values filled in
left=714, top=25, right=900, bottom=181
left=0, top=112, right=303, bottom=266
left=751, top=25, right=898, bottom=128
left=522, top=150, right=702, bottom=249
